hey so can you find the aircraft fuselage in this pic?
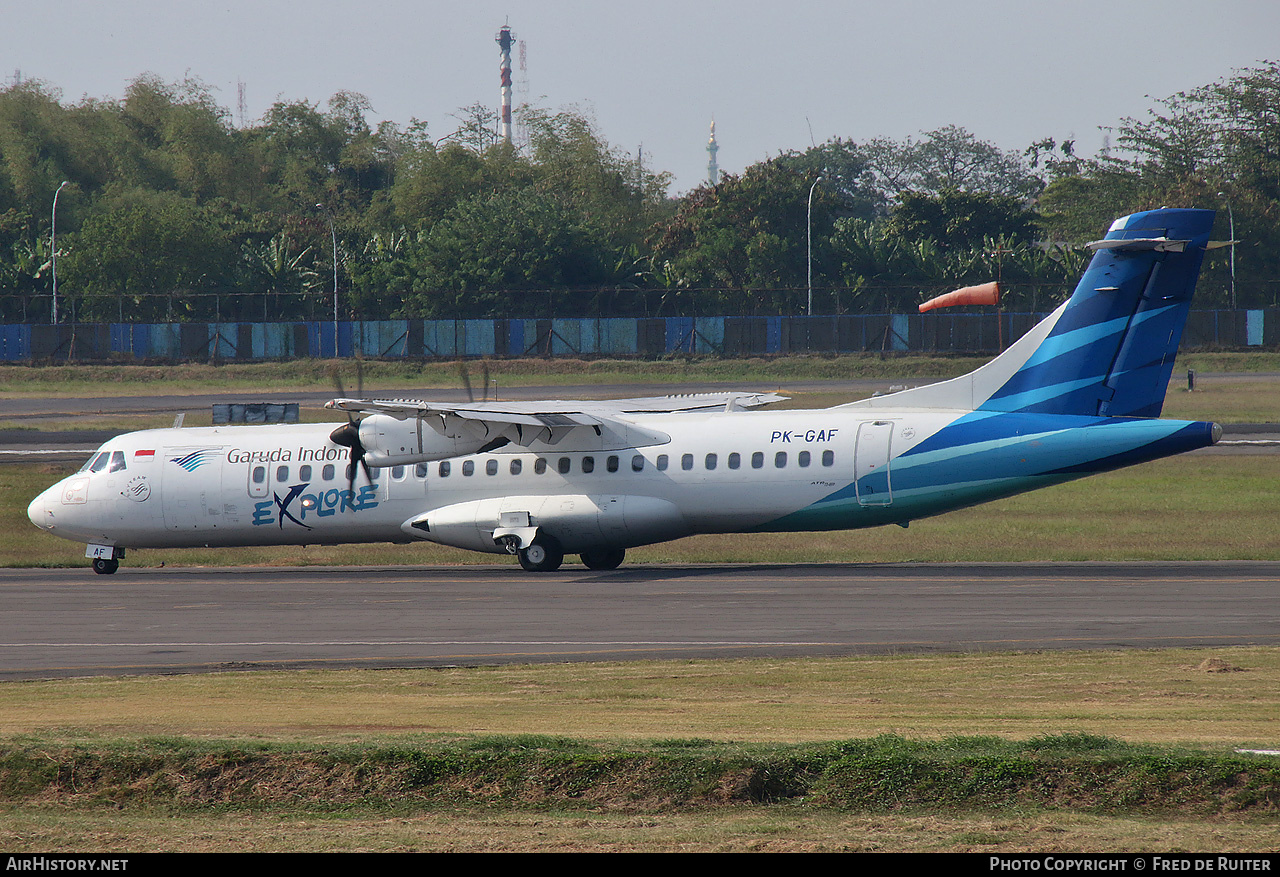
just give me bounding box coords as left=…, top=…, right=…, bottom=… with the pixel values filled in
left=28, top=405, right=1218, bottom=560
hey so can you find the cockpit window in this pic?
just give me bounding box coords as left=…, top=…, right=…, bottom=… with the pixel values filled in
left=88, top=452, right=110, bottom=473
left=109, top=451, right=127, bottom=473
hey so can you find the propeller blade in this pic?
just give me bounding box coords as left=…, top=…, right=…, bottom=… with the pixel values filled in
left=459, top=362, right=474, bottom=402
left=481, top=361, right=491, bottom=403
left=328, top=417, right=372, bottom=495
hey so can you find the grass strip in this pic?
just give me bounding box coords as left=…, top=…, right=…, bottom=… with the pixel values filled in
left=2, top=733, right=1276, bottom=815
left=4, top=351, right=1279, bottom=397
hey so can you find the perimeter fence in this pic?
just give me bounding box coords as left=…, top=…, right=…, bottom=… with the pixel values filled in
left=0, top=309, right=1272, bottom=363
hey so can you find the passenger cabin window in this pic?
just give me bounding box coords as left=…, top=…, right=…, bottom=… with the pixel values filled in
left=392, top=465, right=406, bottom=479
left=416, top=463, right=430, bottom=478
left=462, top=460, right=475, bottom=476
left=705, top=453, right=717, bottom=470
left=798, top=451, right=810, bottom=467
left=775, top=452, right=787, bottom=468
left=728, top=452, right=740, bottom=469
left=631, top=455, right=645, bottom=472
left=606, top=455, right=619, bottom=473
left=558, top=457, right=571, bottom=474
left=299, top=465, right=312, bottom=481
left=510, top=459, right=522, bottom=475
left=681, top=454, right=693, bottom=471
left=656, top=455, right=669, bottom=471
left=323, top=464, right=335, bottom=481
left=534, top=458, right=547, bottom=474
left=486, top=459, right=498, bottom=476
left=252, top=466, right=266, bottom=484
left=582, top=456, right=595, bottom=473
left=751, top=452, right=764, bottom=469
left=438, top=461, right=451, bottom=477
left=822, top=450, right=835, bottom=467
left=345, top=460, right=373, bottom=481
left=277, top=465, right=289, bottom=482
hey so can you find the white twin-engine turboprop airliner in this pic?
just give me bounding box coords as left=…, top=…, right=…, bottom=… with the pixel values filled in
left=29, top=208, right=1222, bottom=574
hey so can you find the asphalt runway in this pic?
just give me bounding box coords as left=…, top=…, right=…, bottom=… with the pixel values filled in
left=1, top=561, right=1277, bottom=680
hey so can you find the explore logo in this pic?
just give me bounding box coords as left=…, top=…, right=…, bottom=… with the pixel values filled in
left=252, top=482, right=379, bottom=528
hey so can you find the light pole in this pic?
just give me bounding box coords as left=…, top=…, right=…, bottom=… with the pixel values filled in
left=51, top=181, right=68, bottom=324
left=316, top=204, right=339, bottom=358
left=1216, top=192, right=1236, bottom=310
left=807, top=175, right=823, bottom=316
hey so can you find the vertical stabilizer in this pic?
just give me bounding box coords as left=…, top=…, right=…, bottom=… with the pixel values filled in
left=846, top=208, right=1215, bottom=417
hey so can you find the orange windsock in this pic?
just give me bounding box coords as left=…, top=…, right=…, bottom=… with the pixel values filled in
left=918, top=281, right=1001, bottom=313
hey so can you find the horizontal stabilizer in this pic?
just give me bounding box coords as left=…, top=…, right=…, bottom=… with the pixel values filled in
left=1085, top=237, right=1189, bottom=253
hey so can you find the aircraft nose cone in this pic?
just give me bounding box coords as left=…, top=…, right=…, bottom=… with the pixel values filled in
left=27, top=490, right=53, bottom=531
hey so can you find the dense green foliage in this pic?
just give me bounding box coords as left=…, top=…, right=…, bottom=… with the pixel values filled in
left=1, top=63, right=1275, bottom=323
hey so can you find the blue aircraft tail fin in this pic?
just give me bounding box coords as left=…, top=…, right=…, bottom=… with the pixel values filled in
left=979, top=207, right=1214, bottom=418
left=846, top=207, right=1215, bottom=418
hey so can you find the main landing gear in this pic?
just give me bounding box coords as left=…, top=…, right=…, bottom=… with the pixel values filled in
left=92, top=557, right=120, bottom=575
left=514, top=537, right=628, bottom=572
left=580, top=547, right=626, bottom=570
left=517, top=535, right=565, bottom=572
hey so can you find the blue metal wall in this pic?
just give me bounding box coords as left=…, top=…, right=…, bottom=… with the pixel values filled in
left=2, top=311, right=1273, bottom=362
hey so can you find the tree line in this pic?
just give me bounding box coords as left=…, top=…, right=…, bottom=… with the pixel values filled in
left=0, top=63, right=1274, bottom=325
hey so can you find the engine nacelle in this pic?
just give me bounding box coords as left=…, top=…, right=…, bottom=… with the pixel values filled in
left=357, top=413, right=499, bottom=467
left=401, top=494, right=691, bottom=554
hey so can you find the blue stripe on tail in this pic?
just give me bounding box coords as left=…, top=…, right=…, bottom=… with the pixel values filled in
left=978, top=208, right=1214, bottom=418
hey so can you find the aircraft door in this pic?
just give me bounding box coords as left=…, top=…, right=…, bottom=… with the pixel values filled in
left=854, top=420, right=894, bottom=506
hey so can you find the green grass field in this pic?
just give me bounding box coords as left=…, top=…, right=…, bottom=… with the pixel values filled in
left=3, top=349, right=1280, bottom=398
left=2, top=649, right=1279, bottom=852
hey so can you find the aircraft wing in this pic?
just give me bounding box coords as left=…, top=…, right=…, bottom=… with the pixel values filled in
left=326, top=391, right=786, bottom=422
left=326, top=391, right=787, bottom=449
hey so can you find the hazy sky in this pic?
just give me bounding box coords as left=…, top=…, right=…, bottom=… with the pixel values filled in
left=6, top=1, right=1279, bottom=193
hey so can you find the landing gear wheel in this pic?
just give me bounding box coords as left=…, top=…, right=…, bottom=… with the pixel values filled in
left=518, top=536, right=564, bottom=572
left=580, top=547, right=626, bottom=570
left=92, top=558, right=119, bottom=575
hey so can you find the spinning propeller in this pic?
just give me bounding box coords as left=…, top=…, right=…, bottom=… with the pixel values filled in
left=458, top=360, right=491, bottom=404
left=459, top=360, right=511, bottom=453
left=327, top=361, right=373, bottom=494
